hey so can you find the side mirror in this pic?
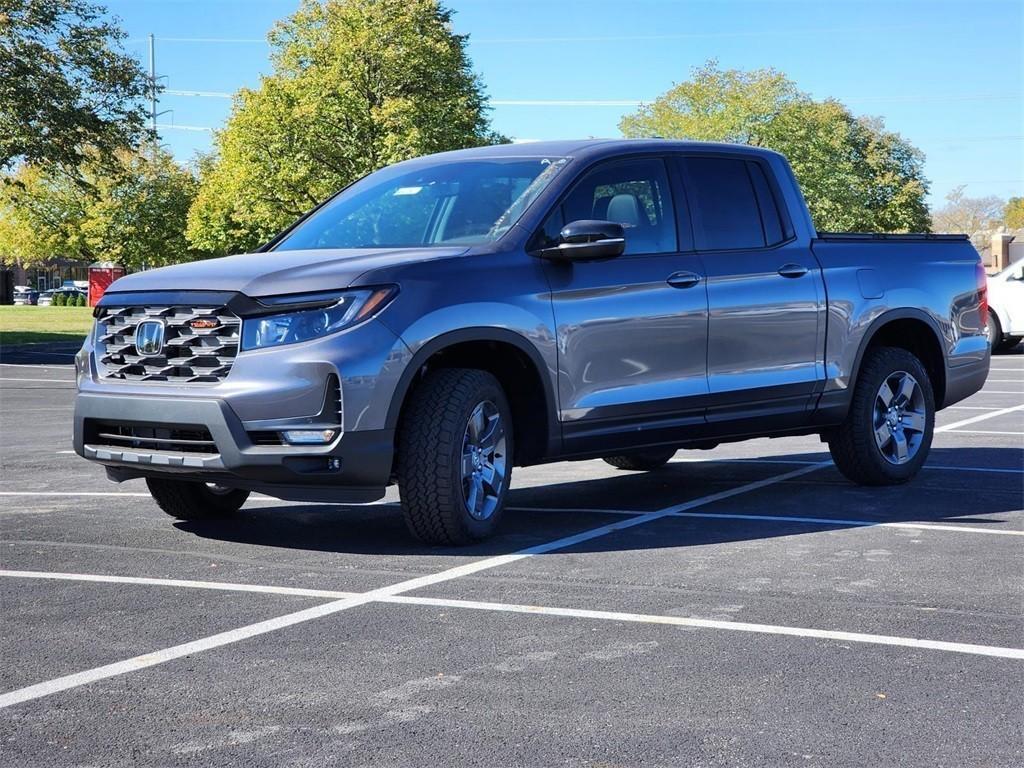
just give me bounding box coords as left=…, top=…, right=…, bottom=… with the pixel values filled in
left=538, top=219, right=625, bottom=261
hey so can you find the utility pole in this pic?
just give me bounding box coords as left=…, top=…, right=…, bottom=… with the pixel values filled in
left=148, top=34, right=158, bottom=134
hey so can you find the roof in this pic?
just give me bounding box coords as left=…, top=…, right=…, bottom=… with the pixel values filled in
left=418, top=138, right=782, bottom=162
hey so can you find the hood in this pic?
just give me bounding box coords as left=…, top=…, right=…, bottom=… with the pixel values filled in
left=106, top=247, right=468, bottom=298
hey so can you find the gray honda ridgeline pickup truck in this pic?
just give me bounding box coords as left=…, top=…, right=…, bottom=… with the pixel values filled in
left=73, top=140, right=990, bottom=544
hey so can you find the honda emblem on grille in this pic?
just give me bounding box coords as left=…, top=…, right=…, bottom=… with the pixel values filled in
left=135, top=320, right=165, bottom=357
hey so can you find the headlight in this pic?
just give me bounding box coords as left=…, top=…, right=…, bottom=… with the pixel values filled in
left=241, top=287, right=397, bottom=351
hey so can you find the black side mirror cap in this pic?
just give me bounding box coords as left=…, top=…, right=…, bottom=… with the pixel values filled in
left=537, top=219, right=626, bottom=261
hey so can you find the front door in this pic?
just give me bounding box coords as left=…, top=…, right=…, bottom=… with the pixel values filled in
left=675, top=155, right=826, bottom=425
left=540, top=156, right=710, bottom=453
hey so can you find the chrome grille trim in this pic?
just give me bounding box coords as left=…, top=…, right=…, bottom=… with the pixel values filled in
left=95, top=305, right=240, bottom=383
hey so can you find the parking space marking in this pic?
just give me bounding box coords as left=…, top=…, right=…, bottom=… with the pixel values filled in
left=0, top=463, right=823, bottom=709
left=377, top=596, right=1024, bottom=660
left=0, top=491, right=152, bottom=498
left=0, top=570, right=358, bottom=599
left=3, top=569, right=1021, bottom=662
left=671, top=457, right=1023, bottom=475
left=945, top=429, right=1024, bottom=436
left=670, top=511, right=1024, bottom=535
left=935, top=404, right=1024, bottom=430
left=511, top=507, right=1024, bottom=535
left=0, top=378, right=75, bottom=384
left=946, top=405, right=1012, bottom=410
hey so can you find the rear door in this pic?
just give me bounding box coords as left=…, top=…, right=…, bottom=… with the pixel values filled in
left=675, top=155, right=826, bottom=424
left=540, top=156, right=709, bottom=452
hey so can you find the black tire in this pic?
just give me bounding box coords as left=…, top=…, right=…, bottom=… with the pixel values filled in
left=396, top=368, right=514, bottom=545
left=827, top=347, right=935, bottom=486
left=996, top=335, right=1022, bottom=352
left=146, top=478, right=250, bottom=521
left=603, top=448, right=677, bottom=471
left=987, top=311, right=1002, bottom=350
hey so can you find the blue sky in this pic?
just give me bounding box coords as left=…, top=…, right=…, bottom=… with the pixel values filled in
left=106, top=0, right=1023, bottom=206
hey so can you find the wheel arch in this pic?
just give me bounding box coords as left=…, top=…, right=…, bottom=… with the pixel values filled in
left=386, top=328, right=560, bottom=465
left=849, top=309, right=948, bottom=408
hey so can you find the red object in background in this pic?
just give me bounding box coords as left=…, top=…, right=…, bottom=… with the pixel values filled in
left=88, top=263, right=125, bottom=307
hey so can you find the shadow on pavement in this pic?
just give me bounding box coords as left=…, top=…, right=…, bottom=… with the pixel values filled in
left=175, top=446, right=1023, bottom=557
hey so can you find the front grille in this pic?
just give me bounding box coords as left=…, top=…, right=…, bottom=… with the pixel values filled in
left=87, top=421, right=217, bottom=455
left=96, top=305, right=240, bottom=383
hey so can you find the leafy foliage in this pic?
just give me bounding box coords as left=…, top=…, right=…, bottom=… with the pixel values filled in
left=931, top=186, right=1005, bottom=249
left=620, top=62, right=931, bottom=233
left=0, top=0, right=150, bottom=173
left=187, top=0, right=504, bottom=255
left=1005, top=197, right=1024, bottom=230
left=0, top=146, right=201, bottom=269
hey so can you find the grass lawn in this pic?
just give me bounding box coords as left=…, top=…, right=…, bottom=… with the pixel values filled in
left=0, top=305, right=94, bottom=345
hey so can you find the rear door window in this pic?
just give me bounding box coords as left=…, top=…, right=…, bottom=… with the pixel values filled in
left=680, top=157, right=765, bottom=251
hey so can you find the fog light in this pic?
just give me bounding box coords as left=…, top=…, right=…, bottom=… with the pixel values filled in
left=281, top=429, right=337, bottom=445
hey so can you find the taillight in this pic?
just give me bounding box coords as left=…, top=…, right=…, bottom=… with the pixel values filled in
left=976, top=262, right=988, bottom=320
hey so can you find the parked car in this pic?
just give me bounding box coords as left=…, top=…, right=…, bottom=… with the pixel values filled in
left=987, top=260, right=1024, bottom=352
left=38, top=287, right=87, bottom=306
left=73, top=139, right=990, bottom=544
left=13, top=287, right=39, bottom=305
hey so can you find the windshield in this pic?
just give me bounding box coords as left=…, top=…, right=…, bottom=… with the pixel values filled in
left=274, top=156, right=567, bottom=251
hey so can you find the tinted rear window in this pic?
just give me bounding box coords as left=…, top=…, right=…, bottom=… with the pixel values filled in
left=682, top=157, right=764, bottom=251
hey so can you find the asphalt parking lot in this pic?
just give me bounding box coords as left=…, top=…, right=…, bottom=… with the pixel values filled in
left=1, top=345, right=1022, bottom=767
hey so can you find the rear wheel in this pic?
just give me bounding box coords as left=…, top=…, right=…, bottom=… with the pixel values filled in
left=396, top=368, right=513, bottom=545
left=146, top=478, right=250, bottom=520
left=603, top=448, right=677, bottom=471
left=987, top=311, right=1003, bottom=349
left=827, top=347, right=935, bottom=486
left=996, top=335, right=1022, bottom=352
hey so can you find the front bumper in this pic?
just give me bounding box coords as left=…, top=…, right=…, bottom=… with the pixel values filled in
left=74, top=392, right=393, bottom=503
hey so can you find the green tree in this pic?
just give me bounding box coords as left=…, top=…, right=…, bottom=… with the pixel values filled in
left=187, top=0, right=504, bottom=255
left=1005, top=197, right=1024, bottom=229
left=0, top=146, right=200, bottom=269
left=620, top=62, right=930, bottom=233
left=0, top=0, right=150, bottom=173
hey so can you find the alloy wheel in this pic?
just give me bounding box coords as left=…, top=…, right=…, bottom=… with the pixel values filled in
left=460, top=400, right=507, bottom=520
left=872, top=370, right=928, bottom=465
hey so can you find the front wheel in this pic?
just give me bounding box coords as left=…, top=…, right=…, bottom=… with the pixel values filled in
left=146, top=478, right=250, bottom=520
left=827, top=347, right=935, bottom=486
left=396, top=368, right=513, bottom=545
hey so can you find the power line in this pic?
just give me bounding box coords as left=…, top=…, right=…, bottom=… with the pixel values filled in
left=156, top=123, right=213, bottom=133
left=165, top=89, right=232, bottom=99
left=162, top=90, right=1022, bottom=107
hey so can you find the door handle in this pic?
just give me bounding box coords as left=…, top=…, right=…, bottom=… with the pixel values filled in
left=667, top=271, right=702, bottom=289
left=777, top=263, right=809, bottom=278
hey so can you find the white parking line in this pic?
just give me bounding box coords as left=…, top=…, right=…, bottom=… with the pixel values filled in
left=379, top=596, right=1024, bottom=661
left=510, top=507, right=1024, bottom=535
left=0, top=363, right=74, bottom=370
left=0, top=378, right=75, bottom=384
left=945, top=405, right=1010, bottom=410
left=670, top=457, right=1023, bottom=475
left=936, top=404, right=1024, bottom=430
left=0, top=570, right=358, bottom=599
left=946, top=430, right=1024, bottom=436
left=4, top=570, right=1021, bottom=662
left=0, top=463, right=823, bottom=709
left=0, top=491, right=151, bottom=497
